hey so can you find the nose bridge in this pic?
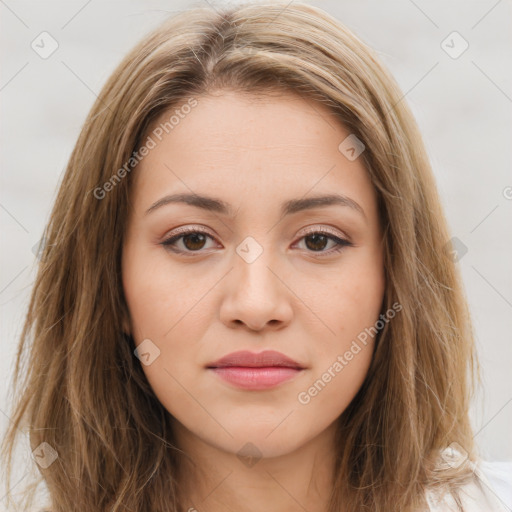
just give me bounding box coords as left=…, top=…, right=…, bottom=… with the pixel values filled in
left=219, top=232, right=293, bottom=330
left=233, top=234, right=280, bottom=298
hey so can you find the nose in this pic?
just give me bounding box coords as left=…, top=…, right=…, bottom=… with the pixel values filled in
left=219, top=247, right=293, bottom=332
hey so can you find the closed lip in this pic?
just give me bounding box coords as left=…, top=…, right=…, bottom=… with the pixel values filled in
left=206, top=350, right=305, bottom=369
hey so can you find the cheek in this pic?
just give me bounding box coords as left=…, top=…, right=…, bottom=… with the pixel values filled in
left=295, top=251, right=384, bottom=411
left=297, top=347, right=373, bottom=420
left=122, top=243, right=205, bottom=339
left=121, top=249, right=211, bottom=420
left=121, top=244, right=215, bottom=380
left=294, top=264, right=382, bottom=422
left=300, top=250, right=385, bottom=349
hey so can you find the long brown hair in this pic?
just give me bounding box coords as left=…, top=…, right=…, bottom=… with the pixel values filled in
left=1, top=2, right=481, bottom=511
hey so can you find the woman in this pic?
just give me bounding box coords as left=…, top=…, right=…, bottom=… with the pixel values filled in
left=1, top=2, right=510, bottom=511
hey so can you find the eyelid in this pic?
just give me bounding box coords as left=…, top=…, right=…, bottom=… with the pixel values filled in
left=298, top=224, right=348, bottom=240
left=164, top=224, right=213, bottom=237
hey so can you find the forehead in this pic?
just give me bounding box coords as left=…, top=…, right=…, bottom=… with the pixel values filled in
left=131, top=90, right=376, bottom=219
left=143, top=90, right=343, bottom=157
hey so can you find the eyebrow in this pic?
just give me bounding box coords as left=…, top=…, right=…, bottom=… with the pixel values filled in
left=145, top=192, right=366, bottom=220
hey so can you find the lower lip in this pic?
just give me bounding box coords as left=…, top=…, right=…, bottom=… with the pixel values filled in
left=209, top=366, right=303, bottom=390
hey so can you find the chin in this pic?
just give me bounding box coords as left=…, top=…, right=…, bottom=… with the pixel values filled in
left=196, top=416, right=323, bottom=459
left=214, top=431, right=306, bottom=460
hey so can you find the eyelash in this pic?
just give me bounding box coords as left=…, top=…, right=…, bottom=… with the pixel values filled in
left=160, top=226, right=353, bottom=257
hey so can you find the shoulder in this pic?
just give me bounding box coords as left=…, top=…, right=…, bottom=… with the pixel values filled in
left=425, top=447, right=512, bottom=512
left=477, top=458, right=512, bottom=510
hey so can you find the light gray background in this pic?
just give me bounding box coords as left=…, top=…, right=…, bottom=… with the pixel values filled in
left=1, top=0, right=511, bottom=497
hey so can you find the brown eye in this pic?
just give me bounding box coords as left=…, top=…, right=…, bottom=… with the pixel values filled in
left=304, top=233, right=330, bottom=251
left=295, top=230, right=353, bottom=256
left=181, top=232, right=208, bottom=251
left=161, top=229, right=217, bottom=255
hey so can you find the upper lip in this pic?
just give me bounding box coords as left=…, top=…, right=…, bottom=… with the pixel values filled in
left=206, top=350, right=305, bottom=369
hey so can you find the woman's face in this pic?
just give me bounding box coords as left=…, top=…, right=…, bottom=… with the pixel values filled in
left=122, top=90, right=385, bottom=459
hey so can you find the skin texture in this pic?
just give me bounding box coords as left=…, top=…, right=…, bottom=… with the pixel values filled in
left=122, top=90, right=386, bottom=511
